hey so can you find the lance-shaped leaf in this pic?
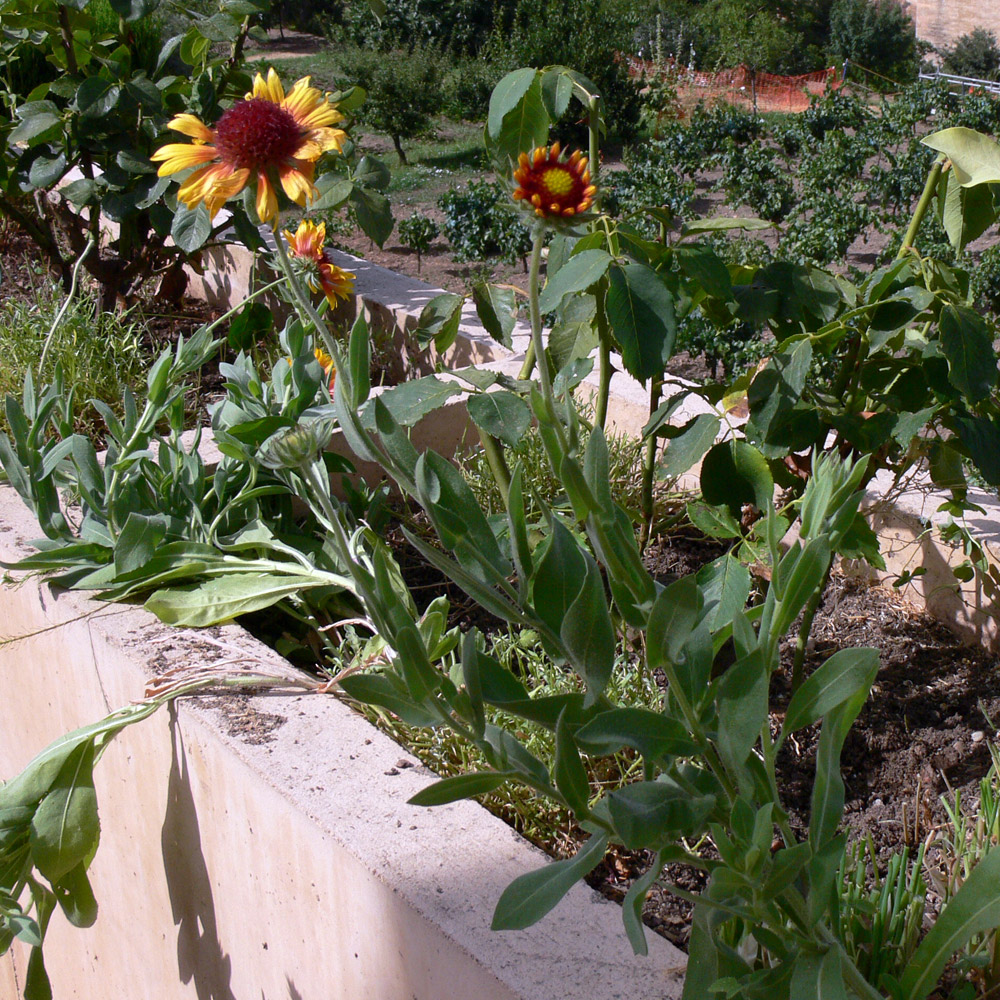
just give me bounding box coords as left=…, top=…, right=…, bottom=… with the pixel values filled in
left=606, top=261, right=677, bottom=382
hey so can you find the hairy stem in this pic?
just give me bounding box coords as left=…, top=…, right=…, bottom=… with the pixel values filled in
left=897, top=153, right=946, bottom=259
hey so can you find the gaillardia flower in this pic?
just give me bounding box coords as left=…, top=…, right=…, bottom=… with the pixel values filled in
left=151, top=69, right=346, bottom=224
left=283, top=220, right=355, bottom=307
left=512, top=142, right=596, bottom=220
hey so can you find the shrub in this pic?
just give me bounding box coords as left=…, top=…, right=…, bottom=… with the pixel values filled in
left=972, top=243, right=1000, bottom=315
left=398, top=211, right=439, bottom=271
left=438, top=180, right=531, bottom=265
left=718, top=139, right=795, bottom=222
left=942, top=27, right=1000, bottom=81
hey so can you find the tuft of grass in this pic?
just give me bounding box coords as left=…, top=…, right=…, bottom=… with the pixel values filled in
left=0, top=281, right=152, bottom=442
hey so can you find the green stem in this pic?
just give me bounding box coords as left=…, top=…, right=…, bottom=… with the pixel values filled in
left=527, top=226, right=562, bottom=439
left=790, top=562, right=832, bottom=693
left=639, top=378, right=662, bottom=553
left=587, top=95, right=601, bottom=202
left=477, top=428, right=511, bottom=509
left=272, top=229, right=344, bottom=372
left=594, top=282, right=612, bottom=432
left=896, top=153, right=945, bottom=260
left=517, top=339, right=536, bottom=380
left=38, top=233, right=94, bottom=379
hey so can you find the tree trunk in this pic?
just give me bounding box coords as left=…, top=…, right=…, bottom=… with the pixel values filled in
left=392, top=135, right=408, bottom=165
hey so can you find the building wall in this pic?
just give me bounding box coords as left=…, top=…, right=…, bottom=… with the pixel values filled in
left=907, top=0, right=1000, bottom=52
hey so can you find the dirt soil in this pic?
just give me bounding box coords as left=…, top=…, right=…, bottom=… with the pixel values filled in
left=587, top=572, right=1000, bottom=956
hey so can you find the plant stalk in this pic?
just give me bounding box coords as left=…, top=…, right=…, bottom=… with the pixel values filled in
left=790, top=561, right=832, bottom=692
left=38, top=233, right=95, bottom=379
left=639, top=378, right=662, bottom=552
left=896, top=153, right=945, bottom=259
left=477, top=428, right=511, bottom=509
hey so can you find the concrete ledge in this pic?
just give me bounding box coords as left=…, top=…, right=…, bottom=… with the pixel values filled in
left=0, top=488, right=685, bottom=1000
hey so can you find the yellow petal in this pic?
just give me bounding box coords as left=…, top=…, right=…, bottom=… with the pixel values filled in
left=310, top=127, right=347, bottom=154
left=256, top=171, right=278, bottom=223
left=203, top=167, right=250, bottom=217
left=151, top=143, right=218, bottom=175
left=265, top=67, right=285, bottom=103
left=293, top=100, right=344, bottom=132
left=176, top=163, right=219, bottom=207
left=279, top=162, right=315, bottom=206
left=167, top=114, right=214, bottom=143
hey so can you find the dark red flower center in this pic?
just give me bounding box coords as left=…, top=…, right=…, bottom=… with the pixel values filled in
left=214, top=99, right=302, bottom=170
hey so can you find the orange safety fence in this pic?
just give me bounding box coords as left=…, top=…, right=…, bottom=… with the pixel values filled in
left=625, top=56, right=841, bottom=115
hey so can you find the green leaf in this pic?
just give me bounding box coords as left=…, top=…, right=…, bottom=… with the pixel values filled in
left=170, top=203, right=211, bottom=254
left=145, top=571, right=341, bottom=626
left=659, top=413, right=720, bottom=479
left=554, top=709, right=590, bottom=815
left=361, top=376, right=461, bottom=429
left=531, top=519, right=585, bottom=641
left=606, top=262, right=677, bottom=382
left=74, top=77, right=120, bottom=117
left=647, top=575, right=702, bottom=668
left=675, top=244, right=732, bottom=299
left=576, top=708, right=697, bottom=759
left=28, top=152, right=67, bottom=189
left=622, top=852, right=664, bottom=956
left=350, top=185, right=393, bottom=247
left=955, top=414, right=1000, bottom=485
left=408, top=771, right=515, bottom=806
left=686, top=501, right=742, bottom=539
left=537, top=249, right=612, bottom=313
left=717, top=650, right=768, bottom=775
left=353, top=154, right=391, bottom=192
left=491, top=833, right=609, bottom=930
left=560, top=558, right=615, bottom=704
left=53, top=862, right=98, bottom=928
left=487, top=68, right=539, bottom=139
left=922, top=127, right=1000, bottom=186
left=682, top=217, right=772, bottom=234
left=936, top=168, right=1000, bottom=252
left=472, top=283, right=517, bottom=348
left=700, top=440, right=773, bottom=515
left=902, top=848, right=1000, bottom=1000
left=784, top=648, right=880, bottom=733
left=338, top=674, right=440, bottom=727
left=414, top=292, right=463, bottom=352
left=467, top=391, right=531, bottom=448
left=29, top=742, right=99, bottom=883
left=486, top=73, right=549, bottom=167
left=940, top=304, right=998, bottom=402
left=790, top=949, right=847, bottom=1000
left=608, top=780, right=715, bottom=848
left=227, top=301, right=273, bottom=351
left=309, top=175, right=353, bottom=211
left=349, top=312, right=371, bottom=408
left=697, top=555, right=751, bottom=632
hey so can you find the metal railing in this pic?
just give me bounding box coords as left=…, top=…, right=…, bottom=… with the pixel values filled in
left=918, top=69, right=1000, bottom=95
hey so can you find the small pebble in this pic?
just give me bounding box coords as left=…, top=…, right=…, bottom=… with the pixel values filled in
left=972, top=731, right=985, bottom=743
left=396, top=758, right=414, bottom=769
left=384, top=767, right=399, bottom=776
left=873, top=798, right=883, bottom=807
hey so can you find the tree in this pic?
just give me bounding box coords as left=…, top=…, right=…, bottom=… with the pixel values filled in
left=942, top=27, right=1000, bottom=81
left=828, top=0, right=918, bottom=83
left=338, top=44, right=444, bottom=164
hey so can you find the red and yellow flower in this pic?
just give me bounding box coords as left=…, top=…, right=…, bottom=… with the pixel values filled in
left=151, top=69, right=347, bottom=224
left=283, top=220, right=355, bottom=307
left=512, top=142, right=596, bottom=220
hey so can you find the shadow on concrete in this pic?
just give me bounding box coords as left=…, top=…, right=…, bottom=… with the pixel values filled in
left=162, top=706, right=237, bottom=1000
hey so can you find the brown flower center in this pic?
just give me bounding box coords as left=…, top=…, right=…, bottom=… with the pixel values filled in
left=215, top=99, right=302, bottom=170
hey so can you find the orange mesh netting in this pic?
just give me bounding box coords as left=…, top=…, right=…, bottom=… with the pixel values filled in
left=626, top=57, right=840, bottom=116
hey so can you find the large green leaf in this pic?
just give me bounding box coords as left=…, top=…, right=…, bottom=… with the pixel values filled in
left=487, top=68, right=539, bottom=139
left=361, top=376, right=461, bottom=429
left=658, top=413, right=720, bottom=479
left=491, top=833, right=608, bottom=930
left=939, top=304, right=998, bottom=402
left=414, top=292, right=463, bottom=352
left=538, top=249, right=612, bottom=313
left=700, top=440, right=773, bottom=515
left=467, top=391, right=531, bottom=448
left=486, top=73, right=549, bottom=166
left=170, top=203, right=211, bottom=254
left=606, top=261, right=677, bottom=382
left=472, top=283, right=517, bottom=348
left=144, top=571, right=335, bottom=626
left=902, top=848, right=1000, bottom=1000
left=922, top=127, right=1000, bottom=186
left=789, top=949, right=847, bottom=1000
left=560, top=558, right=615, bottom=703
left=28, top=743, right=99, bottom=883
left=936, top=167, right=1000, bottom=252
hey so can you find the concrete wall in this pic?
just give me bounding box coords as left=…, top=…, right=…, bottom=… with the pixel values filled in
left=0, top=489, right=686, bottom=1000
